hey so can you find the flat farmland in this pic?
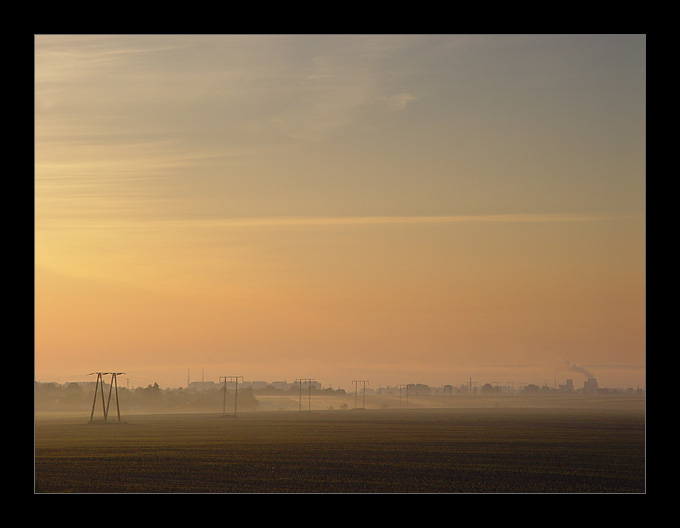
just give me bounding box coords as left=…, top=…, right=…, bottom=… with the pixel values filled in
left=34, top=403, right=645, bottom=493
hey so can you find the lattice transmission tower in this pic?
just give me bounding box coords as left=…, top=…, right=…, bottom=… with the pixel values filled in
left=89, top=372, right=124, bottom=423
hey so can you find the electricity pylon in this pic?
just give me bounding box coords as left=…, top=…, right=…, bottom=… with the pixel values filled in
left=443, top=384, right=453, bottom=407
left=89, top=372, right=124, bottom=423
left=397, top=384, right=409, bottom=408
left=352, top=380, right=369, bottom=409
left=220, top=376, right=243, bottom=415
left=295, top=379, right=315, bottom=412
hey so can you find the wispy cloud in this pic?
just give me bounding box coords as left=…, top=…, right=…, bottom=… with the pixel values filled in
left=35, top=35, right=430, bottom=148
left=187, top=212, right=634, bottom=229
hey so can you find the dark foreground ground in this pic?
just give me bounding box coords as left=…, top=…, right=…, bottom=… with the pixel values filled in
left=35, top=402, right=645, bottom=493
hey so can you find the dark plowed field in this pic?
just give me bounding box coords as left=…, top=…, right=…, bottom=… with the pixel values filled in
left=35, top=407, right=645, bottom=493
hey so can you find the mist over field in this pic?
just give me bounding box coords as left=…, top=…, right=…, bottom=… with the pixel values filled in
left=35, top=376, right=644, bottom=416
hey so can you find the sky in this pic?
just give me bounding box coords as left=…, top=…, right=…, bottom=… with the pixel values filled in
left=34, top=34, right=646, bottom=391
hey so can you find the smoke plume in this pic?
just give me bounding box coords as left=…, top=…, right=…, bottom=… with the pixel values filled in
left=565, top=361, right=594, bottom=378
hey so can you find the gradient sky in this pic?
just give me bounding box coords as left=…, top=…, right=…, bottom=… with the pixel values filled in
left=34, top=34, right=645, bottom=390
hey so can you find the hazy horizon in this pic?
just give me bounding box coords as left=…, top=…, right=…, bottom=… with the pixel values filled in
left=35, top=35, right=645, bottom=392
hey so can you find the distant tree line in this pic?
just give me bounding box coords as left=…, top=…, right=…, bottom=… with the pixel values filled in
left=35, top=379, right=642, bottom=414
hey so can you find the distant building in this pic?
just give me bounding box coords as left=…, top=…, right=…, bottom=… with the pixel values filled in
left=247, top=381, right=269, bottom=390
left=407, top=383, right=431, bottom=395
left=188, top=381, right=222, bottom=391
left=306, top=381, right=322, bottom=390
left=559, top=379, right=575, bottom=393
left=270, top=381, right=295, bottom=391
left=584, top=378, right=598, bottom=395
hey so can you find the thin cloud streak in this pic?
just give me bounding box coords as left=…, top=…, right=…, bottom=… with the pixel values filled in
left=184, top=212, right=635, bottom=229
left=39, top=212, right=636, bottom=232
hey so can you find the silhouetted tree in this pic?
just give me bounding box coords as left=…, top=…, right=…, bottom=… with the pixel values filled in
left=523, top=383, right=541, bottom=394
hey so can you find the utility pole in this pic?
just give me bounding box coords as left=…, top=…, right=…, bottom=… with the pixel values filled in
left=468, top=377, right=478, bottom=396
left=220, top=376, right=243, bottom=415
left=352, top=380, right=369, bottom=409
left=443, top=384, right=453, bottom=407
left=89, top=372, right=124, bottom=423
left=295, top=379, right=315, bottom=412
left=397, top=384, right=409, bottom=408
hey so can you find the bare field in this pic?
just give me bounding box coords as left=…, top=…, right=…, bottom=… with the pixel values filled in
left=34, top=398, right=645, bottom=493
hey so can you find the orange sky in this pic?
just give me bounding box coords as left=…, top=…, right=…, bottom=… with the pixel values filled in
left=35, top=35, right=645, bottom=390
